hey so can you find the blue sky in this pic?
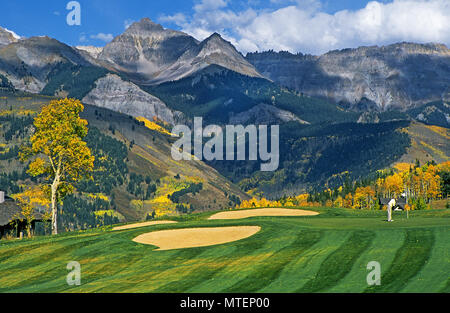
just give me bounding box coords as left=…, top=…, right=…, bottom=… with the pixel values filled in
left=1, top=0, right=448, bottom=55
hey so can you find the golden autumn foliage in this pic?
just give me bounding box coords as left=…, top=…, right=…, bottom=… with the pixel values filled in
left=235, top=161, right=447, bottom=212
left=135, top=116, right=175, bottom=136
left=333, top=195, right=343, bottom=208
left=323, top=161, right=446, bottom=210
left=239, top=197, right=282, bottom=209
left=343, top=193, right=353, bottom=208
left=238, top=193, right=322, bottom=210
left=12, top=186, right=51, bottom=238
left=378, top=173, right=404, bottom=198
left=20, top=98, right=94, bottom=234
left=423, top=124, right=450, bottom=140
left=295, top=194, right=310, bottom=206
left=353, top=186, right=376, bottom=210
left=393, top=163, right=413, bottom=172
left=401, top=163, right=443, bottom=208
left=284, top=161, right=448, bottom=211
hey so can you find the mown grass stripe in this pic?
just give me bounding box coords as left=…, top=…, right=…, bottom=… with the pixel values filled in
left=0, top=237, right=100, bottom=273
left=401, top=227, right=448, bottom=292
left=0, top=234, right=97, bottom=264
left=365, top=229, right=435, bottom=293
left=85, top=246, right=210, bottom=293
left=297, top=230, right=375, bottom=293
left=224, top=230, right=323, bottom=293
left=258, top=230, right=348, bottom=292
left=327, top=229, right=405, bottom=293
left=23, top=241, right=148, bottom=292
left=0, top=238, right=105, bottom=292
left=4, top=234, right=203, bottom=292
left=0, top=209, right=447, bottom=293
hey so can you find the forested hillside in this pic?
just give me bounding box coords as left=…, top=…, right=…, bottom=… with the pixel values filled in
left=209, top=120, right=412, bottom=197
left=145, top=65, right=357, bottom=125
left=0, top=94, right=247, bottom=233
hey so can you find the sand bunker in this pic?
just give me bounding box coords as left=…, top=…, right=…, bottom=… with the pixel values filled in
left=132, top=226, right=261, bottom=250
left=112, top=220, right=177, bottom=231
left=208, top=208, right=319, bottom=220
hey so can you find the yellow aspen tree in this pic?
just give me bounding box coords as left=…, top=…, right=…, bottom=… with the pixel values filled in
left=343, top=193, right=353, bottom=208
left=20, top=98, right=94, bottom=235
left=385, top=173, right=404, bottom=198
left=333, top=195, right=343, bottom=208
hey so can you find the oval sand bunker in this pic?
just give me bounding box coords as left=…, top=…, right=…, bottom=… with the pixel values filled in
left=132, top=226, right=261, bottom=250
left=113, top=220, right=177, bottom=231
left=208, top=208, right=319, bottom=220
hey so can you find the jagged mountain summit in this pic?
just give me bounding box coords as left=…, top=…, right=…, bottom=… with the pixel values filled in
left=0, top=26, right=20, bottom=47
left=98, top=18, right=198, bottom=79
left=0, top=19, right=262, bottom=98
left=246, top=42, right=450, bottom=111
left=0, top=20, right=448, bottom=127
left=0, top=35, right=94, bottom=93
left=98, top=18, right=262, bottom=84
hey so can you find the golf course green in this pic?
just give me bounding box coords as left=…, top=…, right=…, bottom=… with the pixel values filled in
left=0, top=207, right=448, bottom=293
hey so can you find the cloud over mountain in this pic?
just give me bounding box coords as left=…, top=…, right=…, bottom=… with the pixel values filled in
left=160, top=0, right=450, bottom=55
left=90, top=33, right=114, bottom=42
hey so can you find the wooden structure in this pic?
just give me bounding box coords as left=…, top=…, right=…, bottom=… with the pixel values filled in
left=0, top=191, right=47, bottom=239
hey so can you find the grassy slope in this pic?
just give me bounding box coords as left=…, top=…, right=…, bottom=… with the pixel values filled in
left=395, top=121, right=450, bottom=165
left=0, top=207, right=448, bottom=293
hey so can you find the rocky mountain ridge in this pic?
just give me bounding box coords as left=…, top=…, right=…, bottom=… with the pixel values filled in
left=0, top=21, right=448, bottom=127
left=246, top=42, right=450, bottom=112
left=98, top=18, right=262, bottom=85
left=0, top=35, right=94, bottom=93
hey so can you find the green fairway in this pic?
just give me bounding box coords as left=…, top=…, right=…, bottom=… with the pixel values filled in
left=0, top=207, right=449, bottom=293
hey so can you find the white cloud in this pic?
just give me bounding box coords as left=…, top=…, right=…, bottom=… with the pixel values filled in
left=194, top=0, right=229, bottom=12
left=79, top=33, right=87, bottom=43
left=159, top=13, right=186, bottom=25
left=90, top=33, right=114, bottom=42
left=163, top=0, right=450, bottom=55
left=124, top=19, right=135, bottom=30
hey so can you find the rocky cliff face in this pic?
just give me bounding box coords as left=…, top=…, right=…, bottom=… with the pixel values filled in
left=0, top=36, right=93, bottom=93
left=82, top=73, right=176, bottom=124
left=75, top=46, right=103, bottom=59
left=246, top=43, right=450, bottom=111
left=98, top=18, right=262, bottom=84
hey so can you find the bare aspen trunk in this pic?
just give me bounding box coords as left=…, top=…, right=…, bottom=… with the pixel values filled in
left=51, top=173, right=60, bottom=235
left=51, top=182, right=58, bottom=235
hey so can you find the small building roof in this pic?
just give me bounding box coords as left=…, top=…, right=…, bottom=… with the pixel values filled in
left=0, top=199, right=47, bottom=226
left=0, top=199, right=21, bottom=226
